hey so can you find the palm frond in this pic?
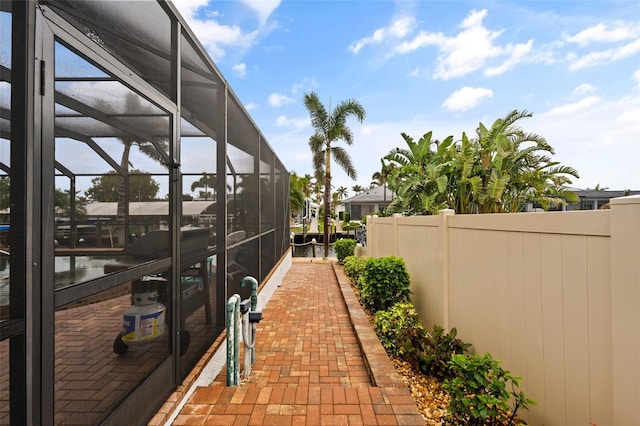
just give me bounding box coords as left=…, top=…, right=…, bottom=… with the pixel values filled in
left=308, top=133, right=325, bottom=152
left=332, top=146, right=357, bottom=180
left=546, top=165, right=580, bottom=178
left=138, top=142, right=169, bottom=166
left=303, top=92, right=329, bottom=133
left=312, top=150, right=325, bottom=175
left=333, top=99, right=366, bottom=124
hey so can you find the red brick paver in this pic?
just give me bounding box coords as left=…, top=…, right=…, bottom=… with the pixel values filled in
left=160, top=259, right=424, bottom=425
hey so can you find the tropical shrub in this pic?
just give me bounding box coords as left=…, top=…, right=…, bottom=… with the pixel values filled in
left=374, top=302, right=426, bottom=366
left=334, top=238, right=356, bottom=262
left=343, top=256, right=367, bottom=285
left=360, top=256, right=411, bottom=312
left=385, top=110, right=579, bottom=215
left=444, top=353, right=535, bottom=425
left=421, top=325, right=471, bottom=380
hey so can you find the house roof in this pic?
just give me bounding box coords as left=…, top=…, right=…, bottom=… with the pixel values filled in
left=84, top=201, right=216, bottom=216
left=342, top=186, right=395, bottom=204
left=570, top=189, right=640, bottom=199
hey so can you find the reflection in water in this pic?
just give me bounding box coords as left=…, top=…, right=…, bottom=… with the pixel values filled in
left=0, top=276, right=7, bottom=314
left=0, top=256, right=119, bottom=292
left=291, top=244, right=335, bottom=258
left=0, top=254, right=7, bottom=311
left=54, top=256, right=118, bottom=287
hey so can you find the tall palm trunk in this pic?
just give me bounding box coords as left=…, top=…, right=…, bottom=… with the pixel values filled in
left=323, top=147, right=331, bottom=258
left=116, top=142, right=131, bottom=245
left=383, top=184, right=387, bottom=215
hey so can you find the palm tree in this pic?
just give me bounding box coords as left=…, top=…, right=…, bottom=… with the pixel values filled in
left=385, top=110, right=579, bottom=215
left=289, top=172, right=307, bottom=217
left=336, top=186, right=349, bottom=201
left=191, top=172, right=217, bottom=200
left=304, top=92, right=366, bottom=258
left=302, top=173, right=314, bottom=199
left=114, top=92, right=169, bottom=244
left=470, top=110, right=579, bottom=213
left=351, top=184, right=364, bottom=194
left=385, top=131, right=454, bottom=215
left=371, top=159, right=395, bottom=215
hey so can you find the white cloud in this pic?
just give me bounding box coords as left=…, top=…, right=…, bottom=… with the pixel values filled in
left=408, top=66, right=429, bottom=77
left=394, top=30, right=444, bottom=55
left=573, top=83, right=596, bottom=96
left=275, top=115, right=308, bottom=128
left=634, top=69, right=640, bottom=88
left=568, top=38, right=640, bottom=70
left=563, top=21, right=640, bottom=46
left=484, top=40, right=534, bottom=76
left=233, top=63, right=247, bottom=77
left=532, top=95, right=640, bottom=189
left=291, top=77, right=317, bottom=95
left=616, top=107, right=640, bottom=125
left=173, top=0, right=277, bottom=60
left=393, top=9, right=534, bottom=80
left=545, top=96, right=601, bottom=115
left=349, top=16, right=416, bottom=53
left=268, top=92, right=294, bottom=107
left=432, top=10, right=504, bottom=80
left=239, top=0, right=281, bottom=25
left=442, top=87, right=493, bottom=112
left=245, top=102, right=258, bottom=111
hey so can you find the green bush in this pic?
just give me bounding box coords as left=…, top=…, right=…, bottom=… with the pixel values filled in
left=334, top=238, right=356, bottom=263
left=443, top=353, right=535, bottom=425
left=343, top=256, right=367, bottom=285
left=420, top=325, right=471, bottom=380
left=374, top=302, right=426, bottom=365
left=341, top=221, right=362, bottom=232
left=360, top=256, right=411, bottom=312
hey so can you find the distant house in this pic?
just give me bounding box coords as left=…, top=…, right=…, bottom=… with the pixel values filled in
left=342, top=186, right=395, bottom=220
left=55, top=201, right=218, bottom=246
left=566, top=189, right=640, bottom=210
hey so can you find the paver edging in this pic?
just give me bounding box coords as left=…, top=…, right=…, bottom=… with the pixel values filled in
left=332, top=261, right=425, bottom=424
left=331, top=261, right=408, bottom=389
left=147, top=333, right=227, bottom=425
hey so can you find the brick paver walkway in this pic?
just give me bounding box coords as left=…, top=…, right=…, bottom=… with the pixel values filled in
left=164, top=259, right=424, bottom=425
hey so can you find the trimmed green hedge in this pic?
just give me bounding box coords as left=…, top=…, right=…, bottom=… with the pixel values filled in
left=360, top=256, right=411, bottom=312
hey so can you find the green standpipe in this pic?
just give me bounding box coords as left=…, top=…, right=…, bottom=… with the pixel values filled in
left=226, top=294, right=241, bottom=386
left=241, top=276, right=258, bottom=364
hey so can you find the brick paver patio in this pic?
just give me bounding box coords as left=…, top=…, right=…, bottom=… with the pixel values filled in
left=156, top=259, right=424, bottom=425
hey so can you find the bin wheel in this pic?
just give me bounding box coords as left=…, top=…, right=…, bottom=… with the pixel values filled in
left=113, top=332, right=129, bottom=355
left=180, top=330, right=190, bottom=356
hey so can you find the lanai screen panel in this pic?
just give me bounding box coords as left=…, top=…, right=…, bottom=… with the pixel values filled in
left=227, top=95, right=259, bottom=240
left=52, top=38, right=174, bottom=424
left=43, top=0, right=174, bottom=99
left=0, top=4, right=11, bottom=424
left=4, top=1, right=290, bottom=423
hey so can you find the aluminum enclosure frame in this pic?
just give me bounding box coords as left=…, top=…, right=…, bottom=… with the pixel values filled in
left=0, top=1, right=290, bottom=424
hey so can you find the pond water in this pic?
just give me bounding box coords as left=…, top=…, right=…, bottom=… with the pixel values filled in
left=0, top=256, right=119, bottom=306
left=291, top=243, right=335, bottom=258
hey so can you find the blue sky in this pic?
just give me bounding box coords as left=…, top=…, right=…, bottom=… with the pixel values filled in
left=173, top=0, right=640, bottom=195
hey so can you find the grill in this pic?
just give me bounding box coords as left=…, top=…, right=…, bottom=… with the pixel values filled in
left=124, top=226, right=210, bottom=267
left=112, top=227, right=213, bottom=356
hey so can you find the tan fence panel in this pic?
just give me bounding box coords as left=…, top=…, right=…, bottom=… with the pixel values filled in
left=364, top=202, right=632, bottom=426
left=396, top=216, right=444, bottom=329
left=610, top=197, right=640, bottom=424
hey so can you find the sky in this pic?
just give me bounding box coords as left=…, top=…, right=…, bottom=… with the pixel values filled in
left=170, top=2, right=637, bottom=194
